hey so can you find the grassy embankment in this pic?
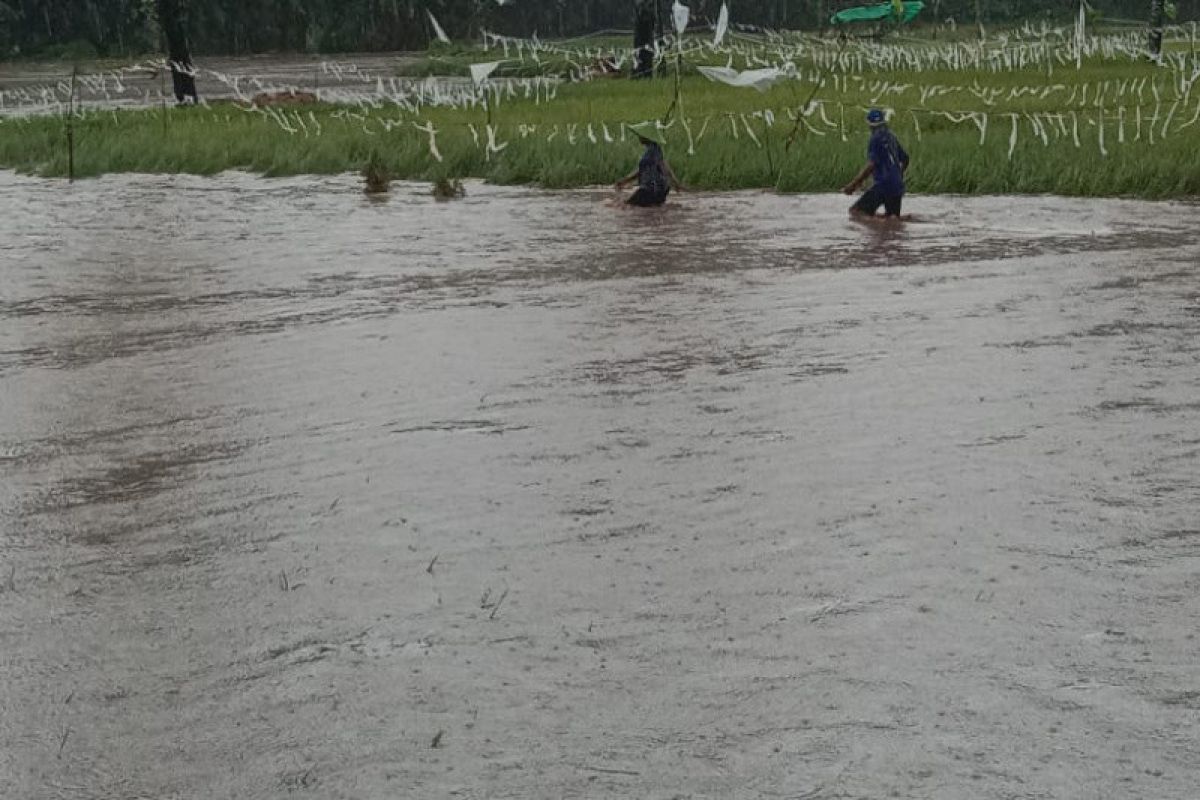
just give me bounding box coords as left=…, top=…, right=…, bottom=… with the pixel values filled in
left=2, top=38, right=1198, bottom=197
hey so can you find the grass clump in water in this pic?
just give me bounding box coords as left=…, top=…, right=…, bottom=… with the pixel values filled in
left=362, top=152, right=391, bottom=194
left=431, top=177, right=466, bottom=199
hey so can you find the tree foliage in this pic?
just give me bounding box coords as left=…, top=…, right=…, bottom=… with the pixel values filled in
left=1, top=0, right=1196, bottom=59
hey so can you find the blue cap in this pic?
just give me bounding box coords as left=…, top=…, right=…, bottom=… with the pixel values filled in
left=866, top=108, right=886, bottom=126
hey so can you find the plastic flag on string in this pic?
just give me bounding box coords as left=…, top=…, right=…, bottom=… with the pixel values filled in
left=696, top=66, right=784, bottom=93
left=698, top=66, right=737, bottom=83
left=713, top=3, right=729, bottom=47
left=470, top=62, right=500, bottom=86
left=427, top=11, right=451, bottom=44
left=672, top=1, right=690, bottom=36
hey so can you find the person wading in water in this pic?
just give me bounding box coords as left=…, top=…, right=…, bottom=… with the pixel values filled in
left=614, top=125, right=683, bottom=207
left=843, top=108, right=911, bottom=221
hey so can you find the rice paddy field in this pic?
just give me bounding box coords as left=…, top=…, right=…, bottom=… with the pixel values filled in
left=1, top=23, right=1199, bottom=197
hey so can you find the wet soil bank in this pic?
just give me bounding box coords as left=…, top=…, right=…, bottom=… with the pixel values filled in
left=2, top=173, right=1199, bottom=798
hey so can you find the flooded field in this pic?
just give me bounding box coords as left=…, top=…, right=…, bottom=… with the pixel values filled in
left=0, top=53, right=427, bottom=116
left=2, top=172, right=1199, bottom=799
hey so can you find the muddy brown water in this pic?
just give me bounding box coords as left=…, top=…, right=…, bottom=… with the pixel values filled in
left=2, top=171, right=1199, bottom=799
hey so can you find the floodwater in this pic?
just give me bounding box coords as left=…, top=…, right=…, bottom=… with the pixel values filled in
left=2, top=171, right=1199, bottom=799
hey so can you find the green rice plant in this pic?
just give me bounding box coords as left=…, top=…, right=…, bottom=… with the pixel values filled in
left=4, top=44, right=1199, bottom=199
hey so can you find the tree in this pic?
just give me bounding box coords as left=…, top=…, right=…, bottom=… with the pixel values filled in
left=157, top=0, right=198, bottom=103
left=1, top=0, right=1197, bottom=60
left=633, top=0, right=655, bottom=78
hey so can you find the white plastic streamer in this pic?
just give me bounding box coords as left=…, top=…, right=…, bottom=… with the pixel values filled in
left=975, top=112, right=989, bottom=145
left=1030, top=113, right=1048, bottom=146
left=672, top=1, right=690, bottom=36
left=470, top=62, right=500, bottom=86
left=714, top=3, right=729, bottom=47
left=680, top=115, right=696, bottom=155
left=740, top=114, right=761, bottom=146
left=1161, top=100, right=1179, bottom=138
left=427, top=11, right=451, bottom=44
left=696, top=66, right=784, bottom=92
left=1179, top=95, right=1200, bottom=130
left=485, top=124, right=508, bottom=159
left=412, top=120, right=442, bottom=161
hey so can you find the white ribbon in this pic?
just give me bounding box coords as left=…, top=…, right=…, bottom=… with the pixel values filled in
left=672, top=1, right=690, bottom=36
left=427, top=11, right=451, bottom=44
left=713, top=3, right=729, bottom=47
left=412, top=121, right=443, bottom=162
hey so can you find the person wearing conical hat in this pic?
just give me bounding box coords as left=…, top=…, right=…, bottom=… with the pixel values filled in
left=842, top=108, right=910, bottom=220
left=614, top=123, right=683, bottom=207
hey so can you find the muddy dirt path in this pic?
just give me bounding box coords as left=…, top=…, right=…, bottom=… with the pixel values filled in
left=2, top=173, right=1199, bottom=799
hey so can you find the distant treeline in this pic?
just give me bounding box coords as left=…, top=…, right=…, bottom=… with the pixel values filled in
left=1, top=0, right=1196, bottom=59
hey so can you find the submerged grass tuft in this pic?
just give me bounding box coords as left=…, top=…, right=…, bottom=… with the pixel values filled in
left=362, top=152, right=391, bottom=194
left=431, top=176, right=466, bottom=199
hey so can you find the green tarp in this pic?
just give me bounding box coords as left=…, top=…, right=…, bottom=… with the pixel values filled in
left=831, top=1, right=925, bottom=25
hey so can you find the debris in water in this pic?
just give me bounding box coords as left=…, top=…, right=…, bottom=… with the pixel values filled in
left=489, top=588, right=509, bottom=620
